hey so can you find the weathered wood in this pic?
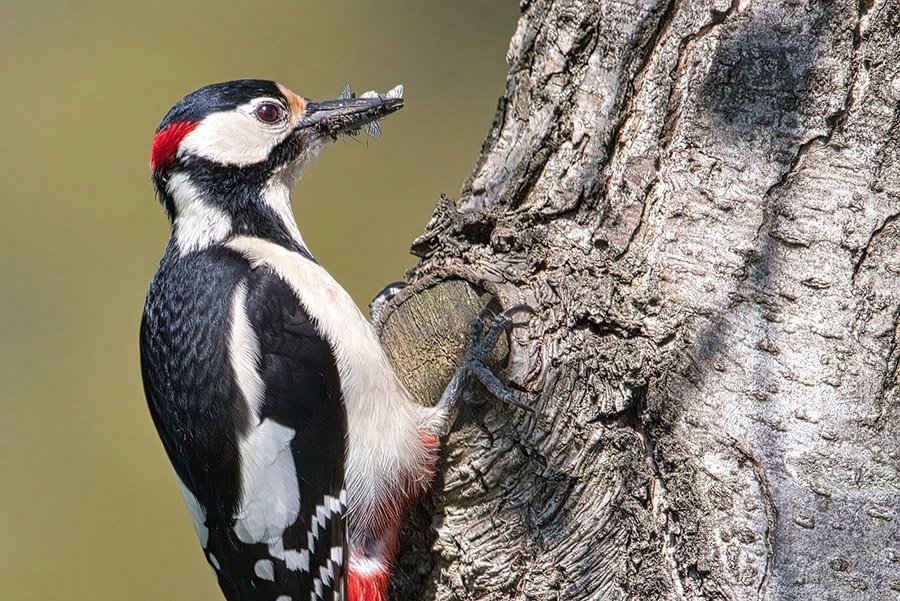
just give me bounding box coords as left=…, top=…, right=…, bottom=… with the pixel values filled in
left=375, top=278, right=507, bottom=407
left=379, top=1, right=900, bottom=599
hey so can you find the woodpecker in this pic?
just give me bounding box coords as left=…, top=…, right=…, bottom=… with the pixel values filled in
left=140, top=79, right=530, bottom=601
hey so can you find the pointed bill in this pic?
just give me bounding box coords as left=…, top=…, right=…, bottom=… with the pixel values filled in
left=299, top=84, right=404, bottom=139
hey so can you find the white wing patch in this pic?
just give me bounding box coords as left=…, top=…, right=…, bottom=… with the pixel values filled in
left=285, top=549, right=310, bottom=572
left=174, top=472, right=209, bottom=548
left=306, top=494, right=343, bottom=549
left=254, top=558, right=275, bottom=582
left=233, top=418, right=301, bottom=545
left=330, top=546, right=344, bottom=566
left=228, top=280, right=314, bottom=574
left=229, top=281, right=266, bottom=418
left=313, top=579, right=324, bottom=600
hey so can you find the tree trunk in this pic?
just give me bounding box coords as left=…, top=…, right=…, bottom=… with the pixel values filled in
left=375, top=1, right=900, bottom=599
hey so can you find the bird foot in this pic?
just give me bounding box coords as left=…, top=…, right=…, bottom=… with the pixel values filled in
left=438, top=305, right=537, bottom=414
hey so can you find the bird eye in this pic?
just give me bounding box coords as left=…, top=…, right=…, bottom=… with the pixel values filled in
left=254, top=102, right=284, bottom=124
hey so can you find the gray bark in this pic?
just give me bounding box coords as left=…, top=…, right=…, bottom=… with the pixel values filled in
left=375, top=1, right=900, bottom=599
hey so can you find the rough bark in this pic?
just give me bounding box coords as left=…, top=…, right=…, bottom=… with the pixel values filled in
left=376, top=1, right=900, bottom=599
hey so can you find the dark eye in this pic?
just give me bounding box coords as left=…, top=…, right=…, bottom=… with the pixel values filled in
left=254, top=102, right=284, bottom=124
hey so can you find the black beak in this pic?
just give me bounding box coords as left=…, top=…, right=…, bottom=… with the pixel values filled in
left=299, top=94, right=404, bottom=139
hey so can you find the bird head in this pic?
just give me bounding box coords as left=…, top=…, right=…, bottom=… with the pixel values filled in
left=149, top=80, right=403, bottom=253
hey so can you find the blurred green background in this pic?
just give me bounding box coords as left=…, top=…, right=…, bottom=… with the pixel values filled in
left=0, top=2, right=517, bottom=599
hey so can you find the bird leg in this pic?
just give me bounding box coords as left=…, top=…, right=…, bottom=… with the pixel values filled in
left=433, top=304, right=537, bottom=423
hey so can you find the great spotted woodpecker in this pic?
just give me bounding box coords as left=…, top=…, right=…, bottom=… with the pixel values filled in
left=140, top=80, right=530, bottom=601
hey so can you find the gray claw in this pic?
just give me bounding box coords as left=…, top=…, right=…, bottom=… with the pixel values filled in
left=434, top=303, right=537, bottom=418
left=501, top=304, right=535, bottom=316
left=458, top=303, right=536, bottom=411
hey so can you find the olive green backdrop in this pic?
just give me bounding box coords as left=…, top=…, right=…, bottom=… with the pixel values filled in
left=0, top=2, right=517, bottom=599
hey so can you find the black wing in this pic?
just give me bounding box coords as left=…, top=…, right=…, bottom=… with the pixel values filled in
left=237, top=266, right=348, bottom=600
left=141, top=247, right=347, bottom=601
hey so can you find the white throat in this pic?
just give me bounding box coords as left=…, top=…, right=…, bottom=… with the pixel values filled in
left=261, top=176, right=310, bottom=252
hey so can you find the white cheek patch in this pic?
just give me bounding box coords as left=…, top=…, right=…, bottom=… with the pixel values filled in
left=179, top=105, right=291, bottom=166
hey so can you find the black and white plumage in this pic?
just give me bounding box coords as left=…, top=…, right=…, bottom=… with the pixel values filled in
left=142, top=247, right=346, bottom=600
left=140, top=80, right=406, bottom=601
left=140, top=79, right=531, bottom=601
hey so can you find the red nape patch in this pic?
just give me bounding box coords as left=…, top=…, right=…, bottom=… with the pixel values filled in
left=150, top=120, right=199, bottom=170
left=348, top=569, right=390, bottom=601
